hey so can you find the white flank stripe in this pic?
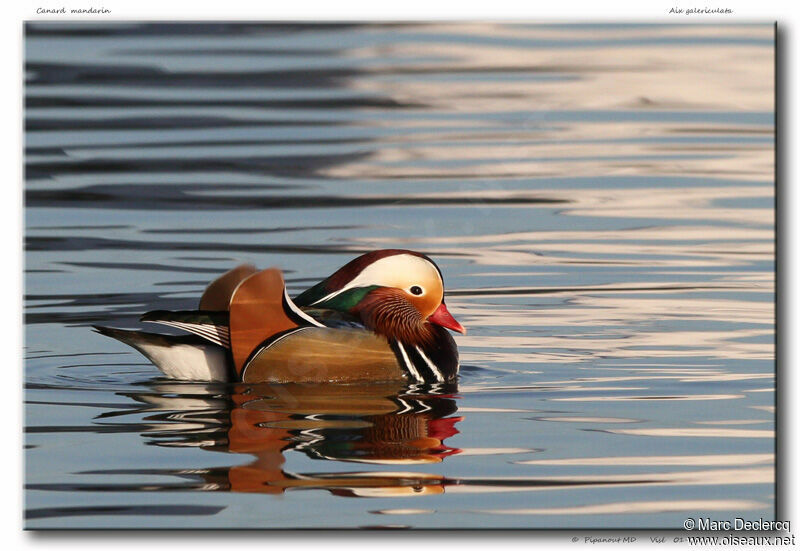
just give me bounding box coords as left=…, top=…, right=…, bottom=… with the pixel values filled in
left=284, top=288, right=324, bottom=327
left=415, top=346, right=444, bottom=383
left=397, top=342, right=424, bottom=383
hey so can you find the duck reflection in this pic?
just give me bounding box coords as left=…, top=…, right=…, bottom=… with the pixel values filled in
left=117, top=381, right=461, bottom=497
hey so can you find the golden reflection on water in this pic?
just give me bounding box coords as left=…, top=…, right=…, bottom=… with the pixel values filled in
left=327, top=148, right=772, bottom=181
left=331, top=25, right=773, bottom=184
left=461, top=320, right=771, bottom=364
left=351, top=26, right=773, bottom=111
left=474, top=499, right=767, bottom=516
left=517, top=453, right=773, bottom=466
left=434, top=226, right=773, bottom=244
left=605, top=428, right=774, bottom=438
left=552, top=394, right=744, bottom=402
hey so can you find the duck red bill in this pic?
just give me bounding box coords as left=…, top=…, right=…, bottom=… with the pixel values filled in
left=428, top=303, right=466, bottom=334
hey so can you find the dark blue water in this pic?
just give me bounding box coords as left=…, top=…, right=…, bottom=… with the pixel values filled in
left=24, top=22, right=774, bottom=529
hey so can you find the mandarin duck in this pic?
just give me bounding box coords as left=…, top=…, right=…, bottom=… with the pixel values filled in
left=95, top=249, right=465, bottom=384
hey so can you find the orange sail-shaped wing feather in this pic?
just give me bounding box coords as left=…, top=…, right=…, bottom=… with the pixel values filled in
left=228, top=268, right=300, bottom=376
left=199, top=264, right=258, bottom=311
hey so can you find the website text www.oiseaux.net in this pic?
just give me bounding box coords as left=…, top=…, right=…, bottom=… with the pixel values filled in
left=688, top=535, right=795, bottom=546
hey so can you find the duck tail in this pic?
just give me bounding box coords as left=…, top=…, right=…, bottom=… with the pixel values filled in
left=92, top=325, right=232, bottom=382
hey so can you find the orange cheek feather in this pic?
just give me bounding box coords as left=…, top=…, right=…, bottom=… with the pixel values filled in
left=413, top=293, right=441, bottom=318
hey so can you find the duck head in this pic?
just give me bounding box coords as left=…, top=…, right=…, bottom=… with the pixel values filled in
left=294, top=250, right=465, bottom=344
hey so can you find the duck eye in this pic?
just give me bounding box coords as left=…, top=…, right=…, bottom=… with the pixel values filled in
left=409, top=285, right=424, bottom=296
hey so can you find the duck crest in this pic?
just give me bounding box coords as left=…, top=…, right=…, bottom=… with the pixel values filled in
left=293, top=249, right=439, bottom=308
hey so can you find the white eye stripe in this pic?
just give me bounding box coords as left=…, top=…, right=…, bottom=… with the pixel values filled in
left=311, top=254, right=441, bottom=306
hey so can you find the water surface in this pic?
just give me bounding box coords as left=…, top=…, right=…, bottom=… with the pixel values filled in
left=24, top=22, right=775, bottom=529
